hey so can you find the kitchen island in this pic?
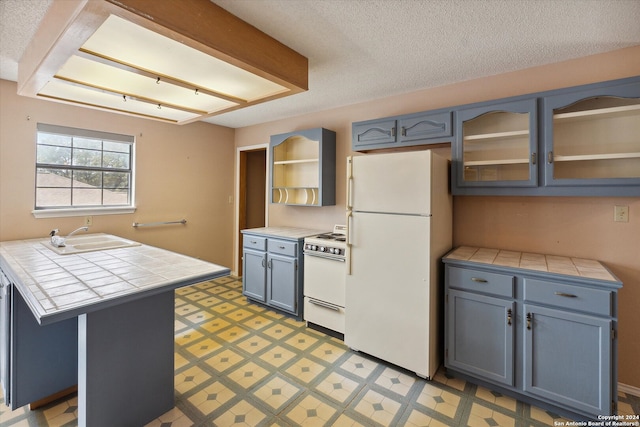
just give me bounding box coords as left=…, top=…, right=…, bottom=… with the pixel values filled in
left=0, top=234, right=229, bottom=427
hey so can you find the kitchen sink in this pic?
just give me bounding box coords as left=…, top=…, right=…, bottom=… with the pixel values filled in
left=42, top=234, right=141, bottom=255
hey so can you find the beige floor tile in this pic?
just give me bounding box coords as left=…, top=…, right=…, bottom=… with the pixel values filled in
left=416, top=382, right=461, bottom=418
left=211, top=302, right=239, bottom=314
left=213, top=400, right=267, bottom=426
left=175, top=352, right=189, bottom=370
left=243, top=315, right=273, bottom=331
left=200, top=318, right=231, bottom=333
left=216, top=325, right=251, bottom=342
left=260, top=345, right=297, bottom=368
left=262, top=323, right=295, bottom=339
left=188, top=381, right=235, bottom=416
left=186, top=337, right=223, bottom=358
left=529, top=405, right=568, bottom=425
left=284, top=395, right=338, bottom=426
left=205, top=348, right=245, bottom=372
left=237, top=334, right=272, bottom=354
left=285, top=357, right=327, bottom=384
left=433, top=370, right=467, bottom=391
left=285, top=332, right=319, bottom=350
left=175, top=366, right=210, bottom=394
left=185, top=309, right=215, bottom=324
left=226, top=308, right=255, bottom=322
left=253, top=375, right=301, bottom=410
left=175, top=328, right=204, bottom=346
left=467, top=402, right=516, bottom=427
left=375, top=367, right=416, bottom=397
left=332, top=413, right=367, bottom=427
left=340, top=353, right=379, bottom=379
left=316, top=371, right=361, bottom=403
left=310, top=341, right=348, bottom=363
left=184, top=291, right=211, bottom=302
left=197, top=295, right=223, bottom=307
left=475, top=385, right=517, bottom=411
left=228, top=361, right=270, bottom=388
left=175, top=303, right=200, bottom=316
left=353, top=389, right=402, bottom=426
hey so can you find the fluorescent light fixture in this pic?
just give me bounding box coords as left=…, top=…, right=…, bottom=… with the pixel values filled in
left=18, top=0, right=308, bottom=124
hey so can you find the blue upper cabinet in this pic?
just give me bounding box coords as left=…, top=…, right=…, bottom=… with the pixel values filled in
left=452, top=76, right=640, bottom=196
left=352, top=109, right=452, bottom=151
left=542, top=80, right=640, bottom=194
left=453, top=99, right=538, bottom=191
left=270, top=128, right=336, bottom=206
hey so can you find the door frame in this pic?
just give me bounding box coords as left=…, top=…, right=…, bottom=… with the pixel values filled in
left=234, top=143, right=269, bottom=276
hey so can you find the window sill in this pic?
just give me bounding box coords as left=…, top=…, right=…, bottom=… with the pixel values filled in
left=32, top=206, right=136, bottom=219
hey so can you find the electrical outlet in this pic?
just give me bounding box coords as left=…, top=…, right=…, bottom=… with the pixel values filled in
left=614, top=206, right=628, bottom=223
left=84, top=216, right=93, bottom=226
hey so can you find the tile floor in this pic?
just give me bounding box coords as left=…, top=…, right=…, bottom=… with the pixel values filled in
left=1, top=276, right=638, bottom=426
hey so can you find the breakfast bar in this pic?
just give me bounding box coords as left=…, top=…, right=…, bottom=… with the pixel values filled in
left=0, top=234, right=230, bottom=427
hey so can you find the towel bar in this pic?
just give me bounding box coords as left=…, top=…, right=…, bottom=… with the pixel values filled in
left=132, top=219, right=187, bottom=228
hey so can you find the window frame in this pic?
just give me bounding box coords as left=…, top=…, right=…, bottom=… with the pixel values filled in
left=32, top=123, right=136, bottom=218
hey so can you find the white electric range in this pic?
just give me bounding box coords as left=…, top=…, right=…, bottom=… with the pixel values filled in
left=303, top=225, right=346, bottom=334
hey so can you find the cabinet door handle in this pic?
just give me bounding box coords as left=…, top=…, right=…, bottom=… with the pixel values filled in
left=251, top=240, right=257, bottom=244
left=554, top=292, right=577, bottom=298
left=261, top=258, right=266, bottom=268
left=526, top=313, right=532, bottom=330
left=507, top=308, right=512, bottom=326
left=547, top=151, right=554, bottom=164
left=391, top=127, right=396, bottom=137
left=278, top=245, right=285, bottom=249
left=471, top=277, right=488, bottom=283
left=267, top=259, right=272, bottom=269
left=531, top=152, right=537, bottom=165
left=401, top=126, right=406, bottom=136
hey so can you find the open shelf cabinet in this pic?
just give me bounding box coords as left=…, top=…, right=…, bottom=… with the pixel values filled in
left=270, top=128, right=336, bottom=206
left=457, top=99, right=538, bottom=186
left=543, top=81, right=640, bottom=185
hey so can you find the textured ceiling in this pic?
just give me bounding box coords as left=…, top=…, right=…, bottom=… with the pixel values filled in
left=1, top=0, right=639, bottom=128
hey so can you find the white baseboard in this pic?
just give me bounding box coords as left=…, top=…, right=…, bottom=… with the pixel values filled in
left=619, top=382, right=640, bottom=397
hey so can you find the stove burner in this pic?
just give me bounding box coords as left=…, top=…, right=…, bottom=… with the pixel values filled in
left=315, top=232, right=345, bottom=240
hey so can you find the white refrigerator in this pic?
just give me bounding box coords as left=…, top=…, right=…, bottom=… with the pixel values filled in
left=345, top=150, right=452, bottom=379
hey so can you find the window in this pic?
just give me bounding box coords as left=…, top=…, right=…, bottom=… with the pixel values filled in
left=35, top=124, right=134, bottom=211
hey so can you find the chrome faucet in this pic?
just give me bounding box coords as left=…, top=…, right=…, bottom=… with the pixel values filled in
left=50, top=226, right=89, bottom=247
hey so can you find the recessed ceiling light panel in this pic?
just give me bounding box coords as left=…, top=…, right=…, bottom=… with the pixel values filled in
left=18, top=0, right=308, bottom=124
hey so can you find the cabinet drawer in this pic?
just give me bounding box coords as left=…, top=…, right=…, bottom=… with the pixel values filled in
left=448, top=267, right=514, bottom=297
left=524, top=278, right=612, bottom=316
left=304, top=297, right=345, bottom=334
left=268, top=239, right=297, bottom=257
left=243, top=236, right=266, bottom=251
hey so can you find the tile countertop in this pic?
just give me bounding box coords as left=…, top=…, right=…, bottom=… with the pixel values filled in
left=241, top=226, right=327, bottom=239
left=0, top=234, right=230, bottom=326
left=443, top=246, right=621, bottom=284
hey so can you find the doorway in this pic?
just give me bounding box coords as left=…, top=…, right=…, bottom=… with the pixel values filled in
left=236, top=146, right=267, bottom=277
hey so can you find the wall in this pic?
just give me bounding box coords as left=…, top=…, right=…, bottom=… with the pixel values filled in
left=233, top=46, right=640, bottom=387
left=0, top=79, right=236, bottom=268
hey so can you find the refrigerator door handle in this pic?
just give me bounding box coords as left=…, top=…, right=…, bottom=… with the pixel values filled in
left=346, top=210, right=353, bottom=275
left=346, top=156, right=353, bottom=210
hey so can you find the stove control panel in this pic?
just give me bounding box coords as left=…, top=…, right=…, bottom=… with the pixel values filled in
left=304, top=243, right=344, bottom=256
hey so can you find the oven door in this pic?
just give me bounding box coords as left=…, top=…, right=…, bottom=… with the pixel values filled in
left=303, top=253, right=346, bottom=307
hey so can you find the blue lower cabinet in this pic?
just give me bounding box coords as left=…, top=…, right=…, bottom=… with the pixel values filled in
left=447, top=289, right=515, bottom=386
left=523, top=304, right=612, bottom=416
left=242, top=231, right=306, bottom=319
left=443, top=247, right=621, bottom=420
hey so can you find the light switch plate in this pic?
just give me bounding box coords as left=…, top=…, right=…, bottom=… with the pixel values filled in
left=614, top=206, right=629, bottom=223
